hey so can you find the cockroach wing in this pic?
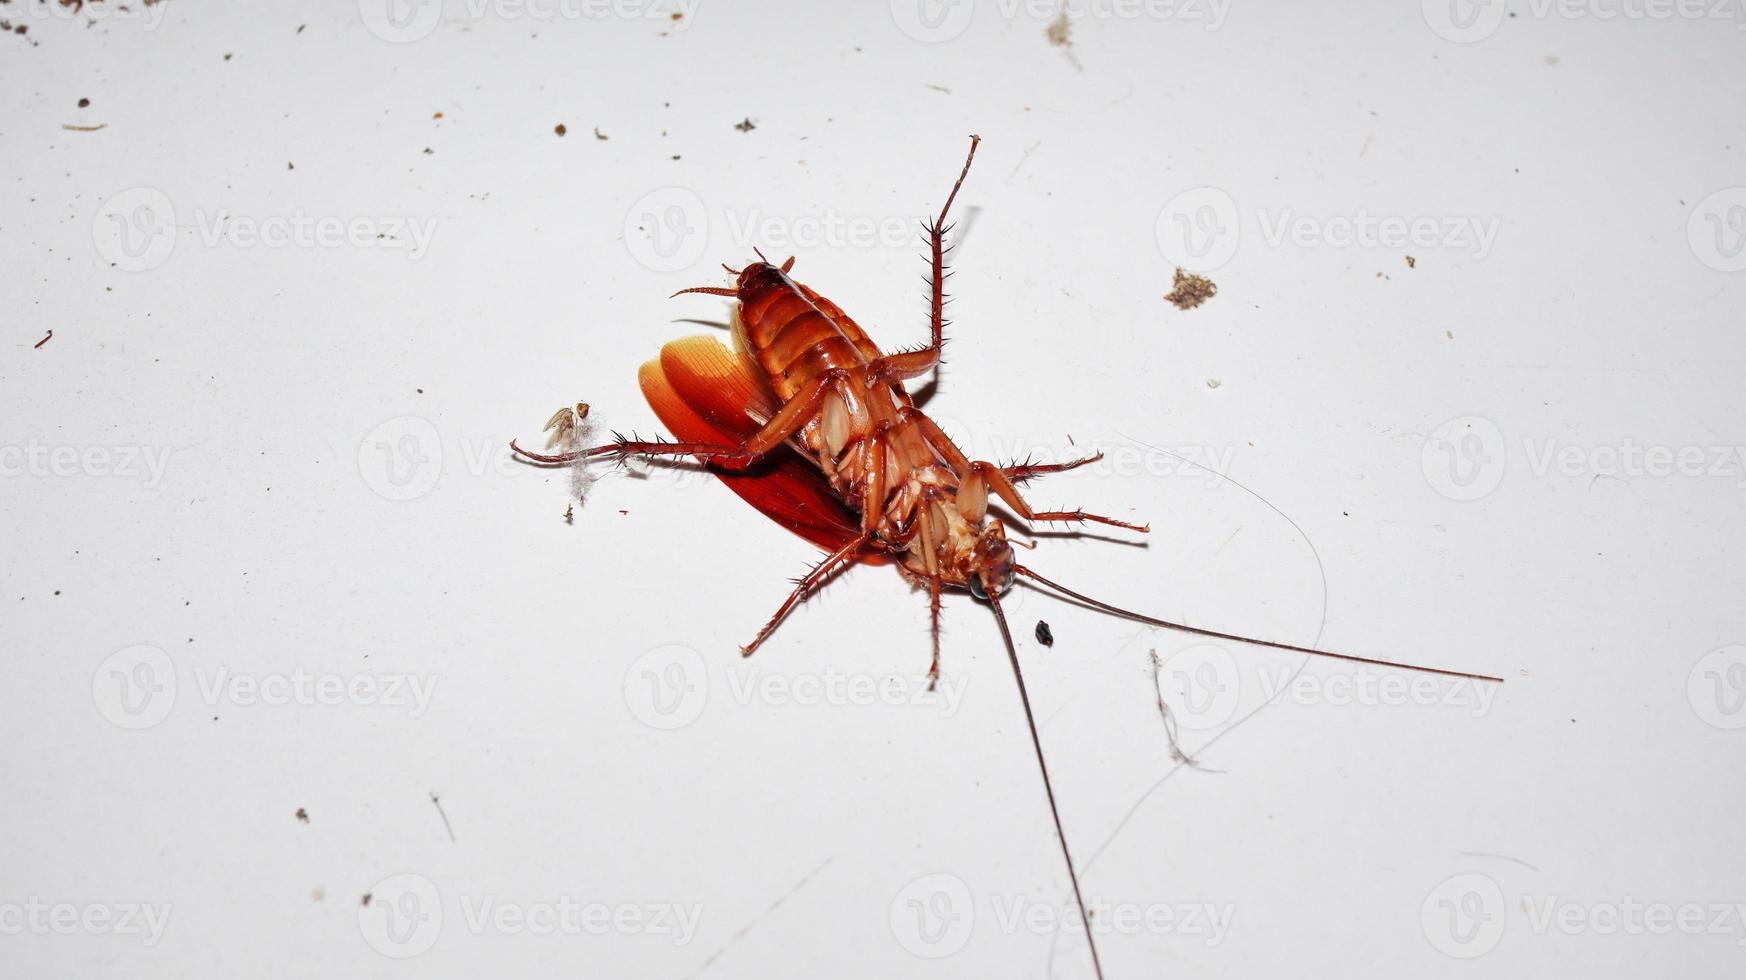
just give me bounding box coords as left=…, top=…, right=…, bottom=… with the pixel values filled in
left=639, top=336, right=862, bottom=551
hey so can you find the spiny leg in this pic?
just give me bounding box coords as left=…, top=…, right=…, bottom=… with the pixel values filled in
left=511, top=369, right=849, bottom=470
left=1003, top=450, right=1103, bottom=482
left=739, top=427, right=891, bottom=656
left=971, top=460, right=1149, bottom=533
left=741, top=532, right=871, bottom=656
left=864, top=135, right=981, bottom=386
left=899, top=408, right=1147, bottom=533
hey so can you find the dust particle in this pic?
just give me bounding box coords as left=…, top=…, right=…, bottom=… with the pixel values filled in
left=554, top=123, right=567, bottom=136
left=1405, top=255, right=1417, bottom=269
left=734, top=117, right=756, bottom=132
left=1206, top=378, right=1222, bottom=389
left=1164, top=268, right=1217, bottom=310
left=361, top=894, right=372, bottom=907
left=594, top=127, right=608, bottom=140
left=1035, top=621, right=1054, bottom=647
left=295, top=807, right=309, bottom=823
left=1045, top=12, right=1081, bottom=69
left=78, top=97, right=90, bottom=108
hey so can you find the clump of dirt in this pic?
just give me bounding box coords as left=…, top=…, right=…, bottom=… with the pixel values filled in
left=1164, top=268, right=1217, bottom=310
left=1045, top=12, right=1082, bottom=70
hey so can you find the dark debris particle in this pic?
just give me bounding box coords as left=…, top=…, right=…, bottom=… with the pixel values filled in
left=554, top=123, right=567, bottom=136
left=295, top=808, right=309, bottom=823
left=1035, top=620, right=1054, bottom=647
left=361, top=894, right=372, bottom=907
left=594, top=127, right=608, bottom=140
left=734, top=117, right=756, bottom=132
left=78, top=97, right=91, bottom=108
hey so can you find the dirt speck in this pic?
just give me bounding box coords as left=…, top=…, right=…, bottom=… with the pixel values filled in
left=734, top=117, right=756, bottom=133
left=1164, top=268, right=1217, bottom=310
left=1206, top=378, right=1222, bottom=390
left=295, top=807, right=309, bottom=823
left=1405, top=255, right=1417, bottom=269
left=554, top=123, right=567, bottom=136
left=594, top=127, right=609, bottom=140
left=1045, top=12, right=1080, bottom=69
left=78, top=97, right=91, bottom=108
left=361, top=894, right=372, bottom=907
left=1035, top=620, right=1054, bottom=647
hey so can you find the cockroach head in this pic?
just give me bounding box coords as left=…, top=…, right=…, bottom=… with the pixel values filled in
left=968, top=518, right=1016, bottom=601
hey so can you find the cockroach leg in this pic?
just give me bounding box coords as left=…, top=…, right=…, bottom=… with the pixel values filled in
left=972, top=461, right=1149, bottom=533
left=740, top=533, right=872, bottom=656
left=927, top=574, right=943, bottom=690
left=903, top=408, right=1146, bottom=534
left=779, top=255, right=796, bottom=273
left=523, top=370, right=856, bottom=471
left=1003, top=450, right=1103, bottom=482
left=872, top=135, right=982, bottom=387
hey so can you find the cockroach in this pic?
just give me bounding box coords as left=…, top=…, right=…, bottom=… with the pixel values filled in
left=513, top=135, right=1502, bottom=979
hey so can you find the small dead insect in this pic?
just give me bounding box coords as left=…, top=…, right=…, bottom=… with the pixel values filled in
left=513, top=136, right=1501, bottom=979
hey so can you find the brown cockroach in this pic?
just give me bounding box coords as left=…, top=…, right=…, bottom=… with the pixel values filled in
left=514, top=136, right=1501, bottom=979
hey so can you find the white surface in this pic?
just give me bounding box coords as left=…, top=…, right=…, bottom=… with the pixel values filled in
left=4, top=2, right=1744, bottom=978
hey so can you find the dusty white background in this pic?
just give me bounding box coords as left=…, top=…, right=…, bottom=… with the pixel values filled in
left=3, top=0, right=1744, bottom=977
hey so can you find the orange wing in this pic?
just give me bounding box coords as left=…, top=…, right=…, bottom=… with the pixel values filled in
left=638, top=336, right=862, bottom=551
